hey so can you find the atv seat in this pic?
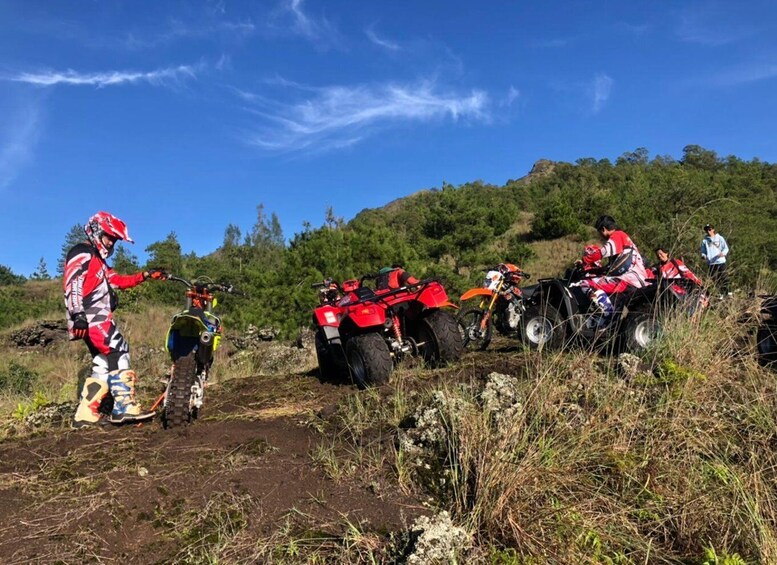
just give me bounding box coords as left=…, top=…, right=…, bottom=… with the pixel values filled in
left=613, top=285, right=656, bottom=309
left=352, top=287, right=376, bottom=301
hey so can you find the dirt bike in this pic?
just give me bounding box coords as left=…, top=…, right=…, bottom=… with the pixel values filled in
left=520, top=264, right=704, bottom=353
left=457, top=264, right=532, bottom=350
left=153, top=275, right=244, bottom=428
left=312, top=274, right=462, bottom=388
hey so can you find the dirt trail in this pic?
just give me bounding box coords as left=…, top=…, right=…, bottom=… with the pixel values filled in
left=0, top=371, right=426, bottom=564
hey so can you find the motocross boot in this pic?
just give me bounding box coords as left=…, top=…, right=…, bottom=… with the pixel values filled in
left=107, top=369, right=154, bottom=424
left=590, top=290, right=614, bottom=329
left=72, top=377, right=109, bottom=428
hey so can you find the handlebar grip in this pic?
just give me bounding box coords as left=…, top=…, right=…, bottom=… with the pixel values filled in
left=311, top=282, right=326, bottom=288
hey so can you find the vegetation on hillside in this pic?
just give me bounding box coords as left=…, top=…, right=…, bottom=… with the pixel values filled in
left=1, top=146, right=776, bottom=562
left=2, top=145, right=776, bottom=337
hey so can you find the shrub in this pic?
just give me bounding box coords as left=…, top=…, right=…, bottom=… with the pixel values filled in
left=531, top=196, right=582, bottom=239
left=0, top=362, right=39, bottom=395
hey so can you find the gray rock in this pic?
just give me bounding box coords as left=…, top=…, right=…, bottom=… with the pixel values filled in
left=10, top=320, right=68, bottom=348
left=406, top=511, right=472, bottom=565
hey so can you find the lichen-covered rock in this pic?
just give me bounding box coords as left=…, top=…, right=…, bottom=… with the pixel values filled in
left=617, top=353, right=652, bottom=381
left=23, top=402, right=76, bottom=428
left=480, top=372, right=523, bottom=426
left=398, top=390, right=472, bottom=463
left=231, top=339, right=317, bottom=376
left=406, top=511, right=472, bottom=565
left=294, top=328, right=315, bottom=350
left=230, top=324, right=281, bottom=349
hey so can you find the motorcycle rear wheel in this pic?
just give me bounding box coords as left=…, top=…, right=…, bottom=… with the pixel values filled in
left=457, top=308, right=493, bottom=351
left=164, top=351, right=198, bottom=428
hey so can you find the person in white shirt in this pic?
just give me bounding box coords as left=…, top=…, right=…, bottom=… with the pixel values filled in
left=700, top=223, right=730, bottom=295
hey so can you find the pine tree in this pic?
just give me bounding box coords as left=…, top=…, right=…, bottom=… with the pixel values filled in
left=30, top=257, right=51, bottom=280
left=58, top=224, right=86, bottom=276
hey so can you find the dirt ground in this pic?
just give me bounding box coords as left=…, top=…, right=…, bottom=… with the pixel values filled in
left=0, top=369, right=431, bottom=564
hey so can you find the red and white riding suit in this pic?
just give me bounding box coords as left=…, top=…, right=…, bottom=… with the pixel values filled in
left=655, top=259, right=702, bottom=286
left=580, top=230, right=649, bottom=294
left=63, top=243, right=145, bottom=380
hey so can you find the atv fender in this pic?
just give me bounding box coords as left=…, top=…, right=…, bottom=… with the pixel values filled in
left=319, top=325, right=341, bottom=343
left=313, top=306, right=341, bottom=328
left=345, top=303, right=386, bottom=328
left=416, top=283, right=451, bottom=308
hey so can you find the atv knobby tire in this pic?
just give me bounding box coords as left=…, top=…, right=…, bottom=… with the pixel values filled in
left=419, top=309, right=463, bottom=366
left=164, top=351, right=197, bottom=428
left=346, top=333, right=392, bottom=389
left=620, top=312, right=661, bottom=352
left=757, top=322, right=777, bottom=366
left=522, top=302, right=564, bottom=351
left=458, top=308, right=493, bottom=351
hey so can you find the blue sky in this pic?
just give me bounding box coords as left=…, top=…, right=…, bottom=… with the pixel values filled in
left=2, top=0, right=777, bottom=276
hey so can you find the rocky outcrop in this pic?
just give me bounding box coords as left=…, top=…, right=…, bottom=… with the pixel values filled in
left=9, top=320, right=68, bottom=348
left=229, top=328, right=317, bottom=376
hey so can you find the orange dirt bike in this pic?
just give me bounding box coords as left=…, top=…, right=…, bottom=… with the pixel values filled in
left=457, top=264, right=532, bottom=350
left=151, top=275, right=244, bottom=428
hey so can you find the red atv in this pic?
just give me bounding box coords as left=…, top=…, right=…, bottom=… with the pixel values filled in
left=312, top=274, right=463, bottom=388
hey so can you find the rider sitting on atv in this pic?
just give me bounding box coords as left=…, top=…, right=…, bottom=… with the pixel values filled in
left=647, top=246, right=707, bottom=310
left=648, top=246, right=703, bottom=286
left=376, top=265, right=419, bottom=291
left=575, top=215, right=650, bottom=327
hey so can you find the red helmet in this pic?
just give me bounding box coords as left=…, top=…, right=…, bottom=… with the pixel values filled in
left=84, top=211, right=134, bottom=259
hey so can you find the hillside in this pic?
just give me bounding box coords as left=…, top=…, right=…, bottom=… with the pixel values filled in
left=0, top=295, right=775, bottom=563
left=1, top=146, right=777, bottom=562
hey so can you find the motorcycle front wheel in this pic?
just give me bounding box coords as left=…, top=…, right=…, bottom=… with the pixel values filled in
left=457, top=308, right=493, bottom=351
left=163, top=351, right=198, bottom=428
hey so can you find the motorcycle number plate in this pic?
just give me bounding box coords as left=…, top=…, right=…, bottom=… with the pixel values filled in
left=324, top=311, right=337, bottom=324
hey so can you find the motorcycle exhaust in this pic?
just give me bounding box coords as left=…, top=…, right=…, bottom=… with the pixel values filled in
left=200, top=331, right=214, bottom=345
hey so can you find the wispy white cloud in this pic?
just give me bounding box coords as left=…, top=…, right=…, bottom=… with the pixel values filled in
left=124, top=19, right=256, bottom=49
left=0, top=98, right=42, bottom=189
left=273, top=0, right=343, bottom=49
left=6, top=64, right=199, bottom=88
left=366, top=27, right=400, bottom=51
left=613, top=22, right=649, bottom=36
left=237, top=79, right=490, bottom=152
left=675, top=6, right=755, bottom=46
left=502, top=86, right=520, bottom=107
left=590, top=73, right=614, bottom=113
left=711, top=61, right=777, bottom=86
left=532, top=37, right=571, bottom=48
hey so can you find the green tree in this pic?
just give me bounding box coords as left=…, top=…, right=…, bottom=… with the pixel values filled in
left=30, top=258, right=51, bottom=280
left=146, top=232, right=183, bottom=274
left=223, top=223, right=242, bottom=248
left=0, top=265, right=25, bottom=286
left=112, top=244, right=140, bottom=273
left=58, top=224, right=85, bottom=276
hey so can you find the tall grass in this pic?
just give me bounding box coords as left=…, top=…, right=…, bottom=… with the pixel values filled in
left=387, top=299, right=777, bottom=562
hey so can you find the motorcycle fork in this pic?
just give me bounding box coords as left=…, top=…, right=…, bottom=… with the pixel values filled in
left=481, top=280, right=503, bottom=330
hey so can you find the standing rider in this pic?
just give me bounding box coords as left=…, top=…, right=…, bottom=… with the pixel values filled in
left=577, top=215, right=649, bottom=326
left=64, top=211, right=165, bottom=428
